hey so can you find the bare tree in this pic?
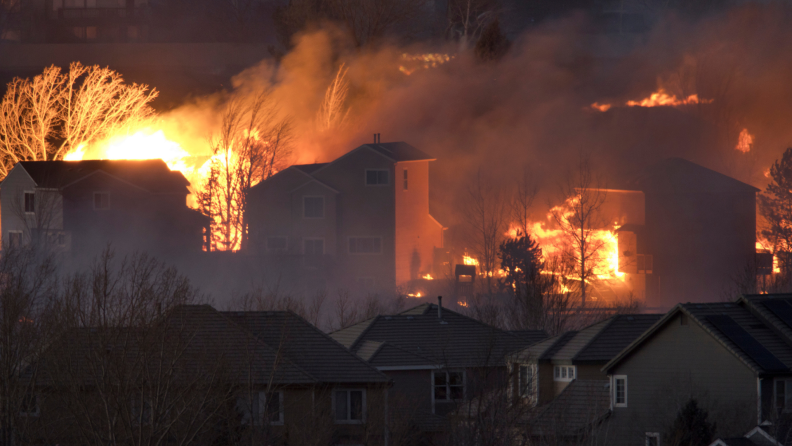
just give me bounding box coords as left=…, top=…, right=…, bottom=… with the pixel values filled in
left=0, top=63, right=157, bottom=179
left=462, top=171, right=508, bottom=293
left=552, top=157, right=608, bottom=307
left=446, top=0, right=501, bottom=50
left=198, top=92, right=292, bottom=251
left=316, top=63, right=350, bottom=132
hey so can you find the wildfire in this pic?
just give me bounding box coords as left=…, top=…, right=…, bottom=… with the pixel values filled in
left=462, top=254, right=479, bottom=266
left=422, top=274, right=434, bottom=280
left=458, top=300, right=469, bottom=308
left=591, top=89, right=712, bottom=112
left=399, top=53, right=453, bottom=76
left=756, top=238, right=781, bottom=274
left=407, top=292, right=423, bottom=298
left=735, top=128, right=753, bottom=153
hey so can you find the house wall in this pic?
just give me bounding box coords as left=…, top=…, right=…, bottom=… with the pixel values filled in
left=605, top=312, right=757, bottom=446
left=644, top=190, right=756, bottom=308
left=1, top=165, right=64, bottom=247
left=394, top=161, right=441, bottom=283
left=313, top=149, right=397, bottom=289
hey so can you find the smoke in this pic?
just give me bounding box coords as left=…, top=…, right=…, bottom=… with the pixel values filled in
left=149, top=4, right=792, bottom=230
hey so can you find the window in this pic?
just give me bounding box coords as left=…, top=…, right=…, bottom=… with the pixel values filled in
left=7, top=231, right=21, bottom=248
left=303, top=196, right=324, bottom=218
left=267, top=236, right=288, bottom=253
left=776, top=378, right=792, bottom=412
left=94, top=192, right=110, bottom=210
left=553, top=365, right=576, bottom=382
left=645, top=432, right=660, bottom=446
left=434, top=371, right=464, bottom=402
left=19, top=393, right=38, bottom=417
left=24, top=192, right=34, bottom=213
left=614, top=375, right=627, bottom=407
left=517, top=364, right=536, bottom=402
left=403, top=169, right=408, bottom=190
left=334, top=389, right=365, bottom=423
left=349, top=237, right=382, bottom=254
left=236, top=391, right=283, bottom=425
left=365, top=169, right=389, bottom=186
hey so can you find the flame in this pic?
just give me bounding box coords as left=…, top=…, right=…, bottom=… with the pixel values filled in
left=735, top=128, right=753, bottom=153
left=399, top=53, right=453, bottom=76
left=422, top=274, right=434, bottom=280
left=591, top=89, right=712, bottom=112
left=462, top=254, right=479, bottom=266
left=458, top=300, right=468, bottom=308
left=756, top=238, right=781, bottom=274
left=764, top=168, right=771, bottom=179
left=407, top=292, right=422, bottom=298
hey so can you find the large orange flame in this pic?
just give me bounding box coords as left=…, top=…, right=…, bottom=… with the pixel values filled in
left=591, top=88, right=712, bottom=112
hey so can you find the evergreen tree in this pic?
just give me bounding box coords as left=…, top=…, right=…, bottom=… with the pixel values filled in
left=759, top=147, right=792, bottom=273
left=667, top=399, right=716, bottom=446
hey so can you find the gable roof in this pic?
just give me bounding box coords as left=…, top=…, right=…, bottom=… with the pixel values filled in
left=16, top=160, right=190, bottom=194
left=221, top=310, right=389, bottom=384
left=363, top=142, right=435, bottom=162
left=510, top=314, right=662, bottom=364
left=330, top=303, right=547, bottom=368
left=631, top=158, right=759, bottom=194
left=604, top=302, right=792, bottom=375
left=529, top=379, right=611, bottom=437
left=292, top=163, right=329, bottom=174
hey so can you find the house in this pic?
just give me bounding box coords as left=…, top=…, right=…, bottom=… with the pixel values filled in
left=505, top=314, right=661, bottom=443
left=246, top=141, right=445, bottom=292
left=710, top=426, right=784, bottom=446
left=23, top=304, right=391, bottom=446
left=0, top=159, right=209, bottom=256
left=329, top=299, right=547, bottom=441
left=601, top=295, right=792, bottom=446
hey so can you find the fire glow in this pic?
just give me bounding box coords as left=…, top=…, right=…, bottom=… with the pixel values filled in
left=735, top=128, right=753, bottom=153
left=591, top=89, right=712, bottom=112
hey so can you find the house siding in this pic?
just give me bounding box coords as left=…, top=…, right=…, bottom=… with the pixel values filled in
left=605, top=312, right=757, bottom=446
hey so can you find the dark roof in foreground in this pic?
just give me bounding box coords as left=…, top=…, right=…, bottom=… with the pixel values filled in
left=222, top=310, right=389, bottom=384
left=512, top=314, right=662, bottom=364
left=330, top=303, right=547, bottom=368
left=529, top=380, right=611, bottom=437
left=605, top=300, right=792, bottom=375
left=292, top=163, right=329, bottom=174
left=16, top=160, right=190, bottom=193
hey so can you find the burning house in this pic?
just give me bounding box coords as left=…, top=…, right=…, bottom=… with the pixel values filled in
left=0, top=159, right=209, bottom=256
left=609, top=158, right=759, bottom=309
left=245, top=141, right=445, bottom=291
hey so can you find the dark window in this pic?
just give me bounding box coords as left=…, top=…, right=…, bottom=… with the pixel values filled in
left=366, top=169, right=389, bottom=185
left=403, top=169, right=408, bottom=190
left=94, top=192, right=110, bottom=210
left=645, top=434, right=659, bottom=446
left=349, top=237, right=382, bottom=254
left=265, top=392, right=282, bottom=423
left=304, top=239, right=324, bottom=256
left=335, top=390, right=364, bottom=422
left=519, top=365, right=530, bottom=397
left=24, top=192, right=34, bottom=213
left=434, top=371, right=464, bottom=401
left=615, top=377, right=627, bottom=406
left=304, top=197, right=324, bottom=218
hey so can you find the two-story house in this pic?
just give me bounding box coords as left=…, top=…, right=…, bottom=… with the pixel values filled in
left=329, top=299, right=547, bottom=442
left=1, top=159, right=209, bottom=256
left=507, top=314, right=661, bottom=442
left=601, top=295, right=792, bottom=446
left=25, top=304, right=391, bottom=446
left=246, top=141, right=445, bottom=291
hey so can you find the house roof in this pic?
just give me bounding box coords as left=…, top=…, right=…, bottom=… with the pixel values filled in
left=604, top=301, right=792, bottom=375
left=292, top=163, right=329, bottom=174
left=529, top=380, right=611, bottom=437
left=363, top=142, right=435, bottom=162
left=221, top=310, right=389, bottom=384
left=631, top=158, right=759, bottom=194
left=511, top=314, right=662, bottom=364
left=16, top=160, right=190, bottom=194
left=330, top=303, right=547, bottom=368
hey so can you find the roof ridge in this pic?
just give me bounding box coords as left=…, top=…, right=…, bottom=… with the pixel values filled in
left=540, top=331, right=578, bottom=360
left=369, top=341, right=437, bottom=365
left=571, top=316, right=617, bottom=362
left=342, top=316, right=380, bottom=352
left=284, top=310, right=389, bottom=381
left=214, top=309, right=319, bottom=383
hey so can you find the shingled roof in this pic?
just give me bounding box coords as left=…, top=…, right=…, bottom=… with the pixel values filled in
left=363, top=142, right=435, bottom=162
left=605, top=301, right=792, bottom=375
left=529, top=380, right=611, bottom=437
left=329, top=303, right=547, bottom=368
left=511, top=314, right=662, bottom=364
left=15, top=160, right=190, bottom=193
left=221, top=310, right=389, bottom=384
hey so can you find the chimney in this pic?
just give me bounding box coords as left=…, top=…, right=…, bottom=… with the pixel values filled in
left=377, top=133, right=381, bottom=143
left=373, top=133, right=377, bottom=143
left=437, top=296, right=443, bottom=319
